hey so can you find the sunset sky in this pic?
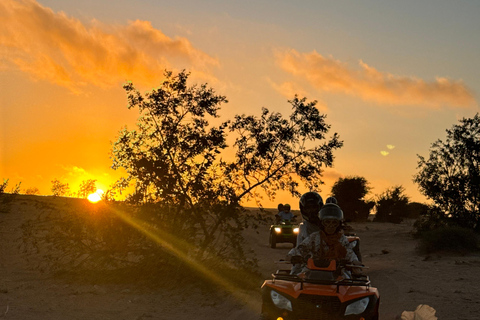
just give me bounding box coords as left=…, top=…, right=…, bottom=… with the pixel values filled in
left=1, top=0, right=479, bottom=208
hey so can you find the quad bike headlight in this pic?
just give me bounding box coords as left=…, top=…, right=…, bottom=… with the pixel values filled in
left=274, top=227, right=282, bottom=233
left=344, top=297, right=370, bottom=315
left=270, top=290, right=292, bottom=311
left=293, top=227, right=299, bottom=233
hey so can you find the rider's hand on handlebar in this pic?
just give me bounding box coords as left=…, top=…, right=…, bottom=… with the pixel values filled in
left=290, top=256, right=303, bottom=265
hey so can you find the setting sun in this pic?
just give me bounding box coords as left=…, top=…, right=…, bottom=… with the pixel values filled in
left=87, top=189, right=104, bottom=203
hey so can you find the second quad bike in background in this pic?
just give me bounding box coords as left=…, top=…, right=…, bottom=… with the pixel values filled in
left=269, top=219, right=300, bottom=248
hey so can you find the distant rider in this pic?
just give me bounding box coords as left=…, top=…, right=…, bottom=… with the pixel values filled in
left=325, top=196, right=338, bottom=204
left=277, top=203, right=295, bottom=222
left=275, top=203, right=285, bottom=223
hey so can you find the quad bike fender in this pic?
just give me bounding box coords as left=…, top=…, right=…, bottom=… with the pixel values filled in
left=262, top=280, right=379, bottom=303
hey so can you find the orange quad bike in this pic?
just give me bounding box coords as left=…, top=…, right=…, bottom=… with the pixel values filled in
left=260, top=258, right=380, bottom=320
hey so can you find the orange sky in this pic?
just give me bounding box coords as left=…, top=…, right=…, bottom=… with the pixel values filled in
left=1, top=0, right=479, bottom=208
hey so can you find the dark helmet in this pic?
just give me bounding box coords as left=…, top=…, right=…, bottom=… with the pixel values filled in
left=284, top=204, right=291, bottom=211
left=325, top=196, right=338, bottom=205
left=319, top=203, right=344, bottom=221
left=277, top=203, right=284, bottom=211
left=299, top=192, right=323, bottom=224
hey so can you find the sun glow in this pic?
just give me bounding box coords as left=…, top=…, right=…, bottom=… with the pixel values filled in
left=87, top=189, right=104, bottom=203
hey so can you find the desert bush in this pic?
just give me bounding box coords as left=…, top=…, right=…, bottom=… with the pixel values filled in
left=0, top=179, right=21, bottom=212
left=77, top=179, right=97, bottom=198
left=51, top=179, right=70, bottom=197
left=374, top=185, right=409, bottom=224
left=21, top=198, right=262, bottom=288
left=416, top=225, right=480, bottom=254
left=24, top=187, right=40, bottom=195
left=413, top=205, right=451, bottom=236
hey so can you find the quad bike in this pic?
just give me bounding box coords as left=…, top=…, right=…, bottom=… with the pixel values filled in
left=269, top=219, right=300, bottom=248
left=260, top=258, right=379, bottom=320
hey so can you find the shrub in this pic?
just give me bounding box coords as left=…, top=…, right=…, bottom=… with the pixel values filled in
left=416, top=225, right=480, bottom=254
left=413, top=205, right=449, bottom=236
left=24, top=187, right=40, bottom=195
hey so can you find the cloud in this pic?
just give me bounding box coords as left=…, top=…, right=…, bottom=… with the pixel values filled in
left=267, top=78, right=329, bottom=112
left=276, top=49, right=476, bottom=108
left=387, top=145, right=395, bottom=150
left=0, top=0, right=218, bottom=92
left=268, top=78, right=308, bottom=99
left=380, top=151, right=389, bottom=156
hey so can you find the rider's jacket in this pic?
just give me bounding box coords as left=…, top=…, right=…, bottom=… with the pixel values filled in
left=287, top=230, right=358, bottom=275
left=277, top=211, right=294, bottom=221
left=288, top=220, right=319, bottom=274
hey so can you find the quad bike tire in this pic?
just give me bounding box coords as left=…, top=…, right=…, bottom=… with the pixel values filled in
left=269, top=231, right=277, bottom=248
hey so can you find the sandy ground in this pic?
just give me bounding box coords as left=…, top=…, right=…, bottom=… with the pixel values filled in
left=1, top=195, right=480, bottom=319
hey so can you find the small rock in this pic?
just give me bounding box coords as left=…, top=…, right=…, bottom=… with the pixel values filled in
left=381, top=249, right=390, bottom=254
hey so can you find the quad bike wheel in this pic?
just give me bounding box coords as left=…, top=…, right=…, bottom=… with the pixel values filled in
left=269, top=230, right=277, bottom=248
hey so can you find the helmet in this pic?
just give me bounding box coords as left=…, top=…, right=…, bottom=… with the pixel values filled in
left=277, top=203, right=284, bottom=211
left=325, top=196, right=338, bottom=204
left=319, top=203, right=343, bottom=221
left=299, top=192, right=323, bottom=224
left=284, top=204, right=291, bottom=211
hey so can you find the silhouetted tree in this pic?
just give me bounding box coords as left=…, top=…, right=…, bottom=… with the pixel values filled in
left=374, top=185, right=409, bottom=223
left=414, top=114, right=480, bottom=232
left=24, top=187, right=40, bottom=195
left=330, top=176, right=374, bottom=221
left=51, top=179, right=70, bottom=197
left=111, top=70, right=343, bottom=265
left=77, top=179, right=97, bottom=199
left=1, top=179, right=21, bottom=211
left=406, top=202, right=429, bottom=219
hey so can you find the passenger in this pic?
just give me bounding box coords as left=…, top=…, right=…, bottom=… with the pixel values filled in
left=277, top=203, right=295, bottom=222
left=287, top=203, right=361, bottom=276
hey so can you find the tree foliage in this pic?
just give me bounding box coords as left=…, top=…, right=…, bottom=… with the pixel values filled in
left=77, top=179, right=97, bottom=199
left=414, top=114, right=480, bottom=232
left=1, top=179, right=21, bottom=213
left=110, top=70, right=343, bottom=268
left=374, top=185, right=409, bottom=223
left=51, top=179, right=70, bottom=197
left=24, top=187, right=40, bottom=195
left=330, top=176, right=374, bottom=221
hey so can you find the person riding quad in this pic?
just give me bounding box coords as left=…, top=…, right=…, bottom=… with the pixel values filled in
left=287, top=203, right=363, bottom=276
left=295, top=192, right=324, bottom=244
left=287, top=191, right=323, bottom=273
left=275, top=203, right=285, bottom=223
left=325, top=196, right=338, bottom=204
left=277, top=203, right=295, bottom=222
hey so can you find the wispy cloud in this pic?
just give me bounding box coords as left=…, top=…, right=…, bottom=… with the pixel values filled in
left=380, top=151, right=390, bottom=156
left=0, top=0, right=218, bottom=92
left=276, top=49, right=476, bottom=108
left=386, top=145, right=395, bottom=150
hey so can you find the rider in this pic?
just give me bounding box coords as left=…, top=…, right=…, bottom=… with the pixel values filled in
left=287, top=203, right=361, bottom=275
left=325, top=196, right=338, bottom=204
left=296, top=192, right=324, bottom=244
left=277, top=203, right=295, bottom=222
left=288, top=191, right=323, bottom=274
left=275, top=203, right=285, bottom=223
